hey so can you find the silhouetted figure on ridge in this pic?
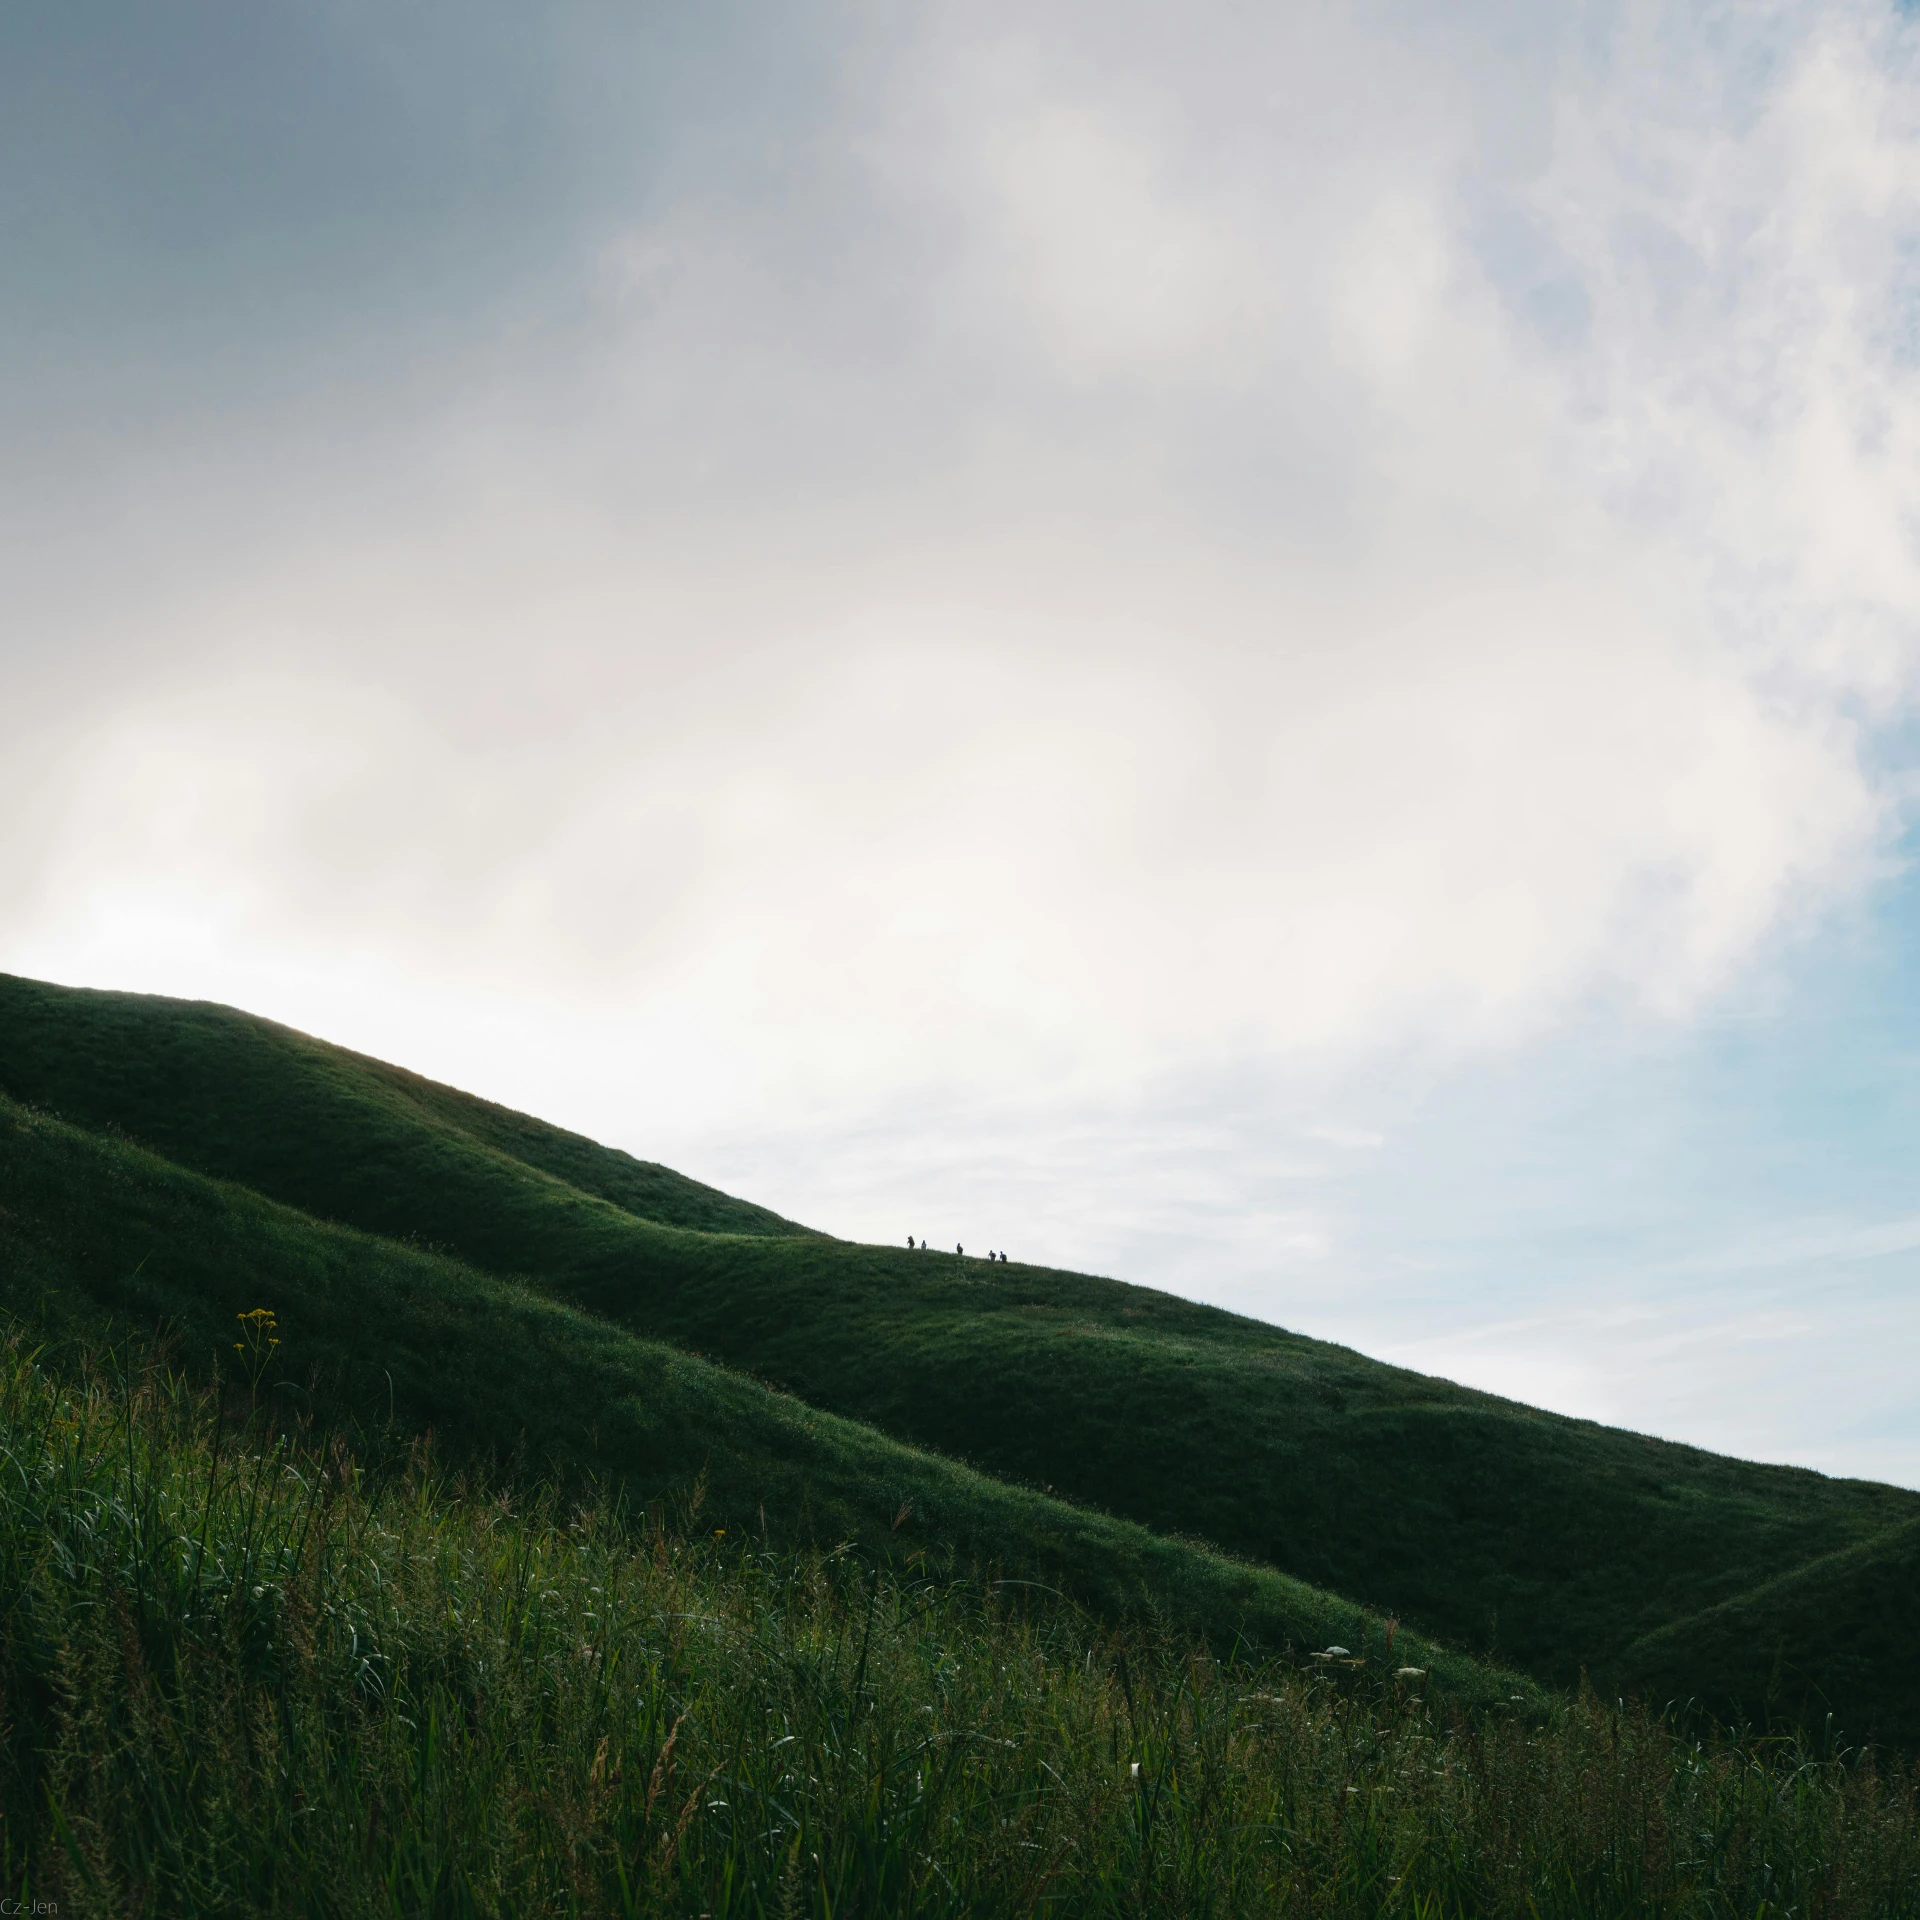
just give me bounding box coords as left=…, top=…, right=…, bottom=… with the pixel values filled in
left=907, top=1235, right=915, bottom=1249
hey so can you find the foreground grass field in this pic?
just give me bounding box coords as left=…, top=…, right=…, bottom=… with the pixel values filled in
left=3, top=969, right=1915, bottom=1744
left=7, top=1338, right=1919, bottom=1920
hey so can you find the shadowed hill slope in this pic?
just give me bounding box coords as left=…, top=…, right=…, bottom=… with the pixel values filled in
left=0, top=1089, right=1531, bottom=1709
left=1616, top=1518, right=1920, bottom=1750
left=3, top=971, right=1915, bottom=1720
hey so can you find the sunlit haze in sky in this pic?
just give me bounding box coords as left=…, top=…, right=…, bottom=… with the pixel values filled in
left=7, top=1, right=1920, bottom=1480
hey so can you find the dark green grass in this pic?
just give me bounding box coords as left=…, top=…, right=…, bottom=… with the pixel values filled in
left=7, top=1339, right=1918, bottom=1919
left=0, top=1092, right=1522, bottom=1709
left=1617, top=1519, right=1920, bottom=1751
left=5, top=971, right=1913, bottom=1720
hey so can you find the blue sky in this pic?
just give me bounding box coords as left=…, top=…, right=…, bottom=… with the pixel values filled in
left=6, top=0, right=1920, bottom=1480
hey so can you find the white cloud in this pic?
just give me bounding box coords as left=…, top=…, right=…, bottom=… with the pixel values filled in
left=14, top=4, right=1918, bottom=1083
left=974, top=102, right=1267, bottom=377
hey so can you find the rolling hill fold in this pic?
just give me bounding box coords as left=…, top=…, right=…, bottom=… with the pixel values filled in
left=0, top=1088, right=1525, bottom=1709
left=1615, top=1518, right=1920, bottom=1748
left=3, top=971, right=1915, bottom=1715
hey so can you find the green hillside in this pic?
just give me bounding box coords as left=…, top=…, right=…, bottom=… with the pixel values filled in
left=1616, top=1518, right=1920, bottom=1748
left=0, top=1088, right=1518, bottom=1708
left=0, top=973, right=809, bottom=1242
left=2, top=970, right=1914, bottom=1738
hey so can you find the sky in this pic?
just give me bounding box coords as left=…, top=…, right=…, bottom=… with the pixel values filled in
left=6, top=0, right=1920, bottom=1480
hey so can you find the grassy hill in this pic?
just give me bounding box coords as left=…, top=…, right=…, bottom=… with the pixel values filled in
left=0, top=972, right=809, bottom=1243
left=2, top=970, right=1915, bottom=1737
left=1616, top=1518, right=1920, bottom=1748
left=0, top=1088, right=1517, bottom=1708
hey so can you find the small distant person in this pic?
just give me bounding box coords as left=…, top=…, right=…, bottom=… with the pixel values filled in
left=907, top=1235, right=915, bottom=1248
left=957, top=1243, right=963, bottom=1256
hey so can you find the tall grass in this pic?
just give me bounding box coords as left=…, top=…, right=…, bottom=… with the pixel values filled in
left=3, top=1334, right=1917, bottom=1919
